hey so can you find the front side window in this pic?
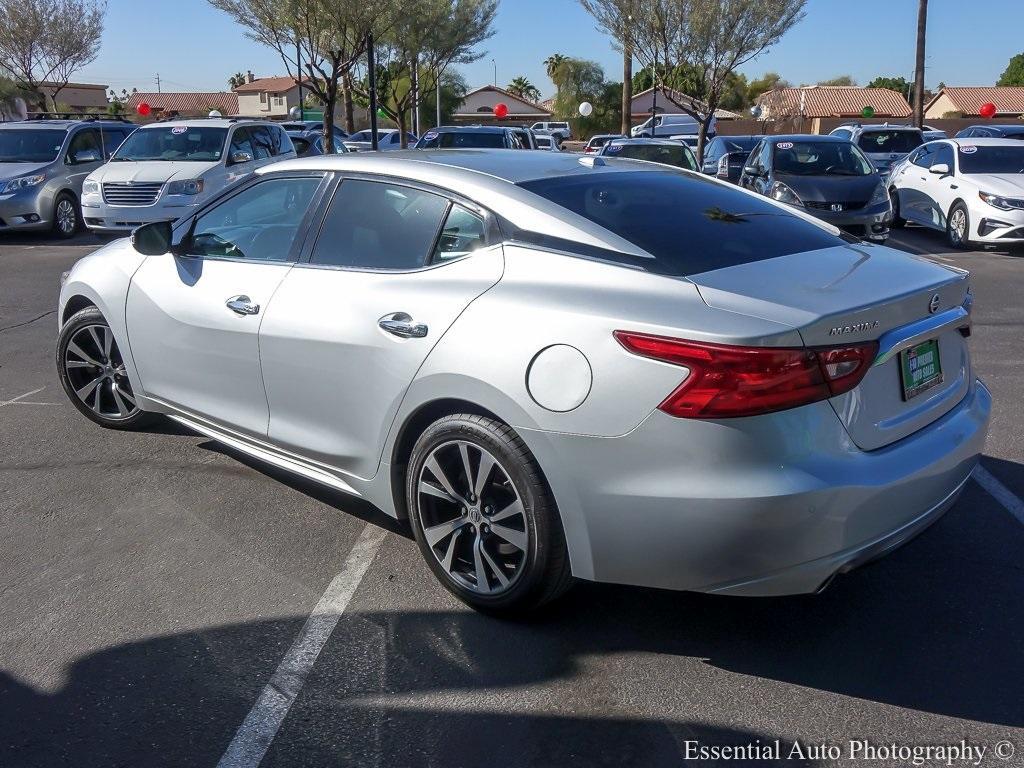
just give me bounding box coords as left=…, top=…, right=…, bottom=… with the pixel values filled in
left=432, top=205, right=486, bottom=263
left=910, top=145, right=934, bottom=168
left=189, top=176, right=321, bottom=261
left=310, top=180, right=449, bottom=270
left=67, top=129, right=102, bottom=164
left=113, top=126, right=227, bottom=162
left=932, top=143, right=955, bottom=172
left=250, top=127, right=274, bottom=160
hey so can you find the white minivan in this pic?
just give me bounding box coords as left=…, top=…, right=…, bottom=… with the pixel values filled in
left=81, top=119, right=295, bottom=234
left=631, top=113, right=717, bottom=139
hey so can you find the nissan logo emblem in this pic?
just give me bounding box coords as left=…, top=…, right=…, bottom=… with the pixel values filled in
left=928, top=294, right=940, bottom=314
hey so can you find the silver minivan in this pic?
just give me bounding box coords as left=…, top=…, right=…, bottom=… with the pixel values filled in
left=829, top=123, right=924, bottom=175
left=0, top=118, right=135, bottom=238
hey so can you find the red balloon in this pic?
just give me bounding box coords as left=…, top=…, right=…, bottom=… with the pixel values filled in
left=979, top=102, right=996, bottom=119
left=136, top=102, right=151, bottom=116
left=493, top=102, right=508, bottom=118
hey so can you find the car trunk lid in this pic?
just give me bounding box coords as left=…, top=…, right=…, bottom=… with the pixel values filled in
left=688, top=242, right=972, bottom=450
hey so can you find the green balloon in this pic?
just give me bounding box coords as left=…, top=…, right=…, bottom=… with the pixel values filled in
left=376, top=108, right=387, bottom=118
left=861, top=105, right=875, bottom=118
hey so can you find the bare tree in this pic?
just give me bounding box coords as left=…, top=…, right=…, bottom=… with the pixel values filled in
left=209, top=0, right=391, bottom=152
left=578, top=0, right=637, bottom=136
left=627, top=0, right=806, bottom=162
left=370, top=0, right=496, bottom=147
left=0, top=0, right=106, bottom=111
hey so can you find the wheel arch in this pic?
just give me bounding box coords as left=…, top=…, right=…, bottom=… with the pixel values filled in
left=62, top=294, right=97, bottom=325
left=389, top=397, right=503, bottom=522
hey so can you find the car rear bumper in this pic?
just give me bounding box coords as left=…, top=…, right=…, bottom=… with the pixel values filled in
left=524, top=378, right=991, bottom=596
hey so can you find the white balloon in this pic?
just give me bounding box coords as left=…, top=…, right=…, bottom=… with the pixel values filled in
left=578, top=101, right=593, bottom=117
left=289, top=105, right=302, bottom=119
left=208, top=110, right=222, bottom=118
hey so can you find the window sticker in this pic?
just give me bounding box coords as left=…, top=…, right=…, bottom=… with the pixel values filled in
left=423, top=131, right=437, bottom=141
left=171, top=126, right=188, bottom=135
left=958, top=145, right=977, bottom=154
left=605, top=144, right=622, bottom=154
left=776, top=141, right=794, bottom=149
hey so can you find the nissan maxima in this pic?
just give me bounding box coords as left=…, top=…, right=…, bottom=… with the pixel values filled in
left=56, top=150, right=991, bottom=613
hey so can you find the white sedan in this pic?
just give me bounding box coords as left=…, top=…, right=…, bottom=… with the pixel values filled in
left=888, top=138, right=1024, bottom=249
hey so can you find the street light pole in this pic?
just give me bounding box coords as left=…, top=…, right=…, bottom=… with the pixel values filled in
left=296, top=38, right=304, bottom=121
left=491, top=59, right=496, bottom=87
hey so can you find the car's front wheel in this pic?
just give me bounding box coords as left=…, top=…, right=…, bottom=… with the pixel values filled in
left=947, top=202, right=972, bottom=250
left=407, top=414, right=572, bottom=614
left=52, top=192, right=80, bottom=239
left=57, top=306, right=155, bottom=430
left=889, top=188, right=905, bottom=228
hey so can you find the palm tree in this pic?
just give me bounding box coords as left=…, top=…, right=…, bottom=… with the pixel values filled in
left=227, top=72, right=246, bottom=90
left=543, top=54, right=568, bottom=80
left=507, top=76, right=541, bottom=103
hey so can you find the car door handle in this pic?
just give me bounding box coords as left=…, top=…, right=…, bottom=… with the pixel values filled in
left=226, top=295, right=260, bottom=315
left=378, top=312, right=428, bottom=338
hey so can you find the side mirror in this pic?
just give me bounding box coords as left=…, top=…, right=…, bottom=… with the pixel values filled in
left=70, top=149, right=101, bottom=165
left=743, top=165, right=760, bottom=177
left=929, top=163, right=950, bottom=176
left=229, top=151, right=253, bottom=165
left=131, top=220, right=172, bottom=256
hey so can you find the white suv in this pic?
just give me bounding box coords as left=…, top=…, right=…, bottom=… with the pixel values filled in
left=530, top=121, right=571, bottom=142
left=81, top=119, right=295, bottom=234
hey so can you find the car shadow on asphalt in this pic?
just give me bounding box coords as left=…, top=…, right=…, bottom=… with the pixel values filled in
left=1, top=469, right=1019, bottom=767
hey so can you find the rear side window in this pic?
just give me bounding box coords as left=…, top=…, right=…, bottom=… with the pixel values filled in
left=310, top=180, right=449, bottom=270
left=518, top=171, right=846, bottom=276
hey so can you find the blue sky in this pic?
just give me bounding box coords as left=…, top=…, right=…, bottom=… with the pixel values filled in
left=78, top=0, right=1024, bottom=99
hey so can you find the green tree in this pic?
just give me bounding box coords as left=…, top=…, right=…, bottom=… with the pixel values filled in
left=577, top=1, right=639, bottom=138
left=551, top=57, right=620, bottom=135
left=228, top=72, right=246, bottom=89
left=506, top=76, right=541, bottom=103
left=746, top=71, right=788, bottom=105
left=818, top=75, right=856, bottom=86
left=628, top=0, right=807, bottom=162
left=867, top=75, right=911, bottom=95
left=997, top=52, right=1024, bottom=86
left=544, top=53, right=568, bottom=79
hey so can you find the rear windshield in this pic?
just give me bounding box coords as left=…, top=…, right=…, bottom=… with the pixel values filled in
left=957, top=145, right=1024, bottom=174
left=518, top=171, right=847, bottom=276
left=857, top=130, right=923, bottom=154
left=587, top=136, right=616, bottom=149
left=721, top=137, right=759, bottom=153
left=605, top=143, right=697, bottom=171
left=773, top=140, right=873, bottom=176
left=112, top=126, right=227, bottom=161
left=417, top=131, right=505, bottom=149
left=0, top=129, right=65, bottom=163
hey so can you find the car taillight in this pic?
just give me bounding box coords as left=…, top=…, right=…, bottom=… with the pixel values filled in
left=613, top=331, right=878, bottom=419
left=717, top=155, right=729, bottom=177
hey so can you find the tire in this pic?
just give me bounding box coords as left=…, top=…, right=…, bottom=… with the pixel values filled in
left=52, top=192, right=80, bottom=239
left=947, top=202, right=972, bottom=250
left=56, top=306, right=156, bottom=430
left=407, top=413, right=573, bottom=614
left=889, top=188, right=905, bottom=228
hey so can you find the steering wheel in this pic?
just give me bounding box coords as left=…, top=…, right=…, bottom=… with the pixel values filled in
left=194, top=232, right=242, bottom=258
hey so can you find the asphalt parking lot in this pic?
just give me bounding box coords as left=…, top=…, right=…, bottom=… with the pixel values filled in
left=1, top=225, right=1022, bottom=767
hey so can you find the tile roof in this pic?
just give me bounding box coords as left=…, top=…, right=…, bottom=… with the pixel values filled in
left=928, top=86, right=1024, bottom=116
left=758, top=86, right=912, bottom=118
left=233, top=76, right=310, bottom=94
left=125, top=92, right=239, bottom=115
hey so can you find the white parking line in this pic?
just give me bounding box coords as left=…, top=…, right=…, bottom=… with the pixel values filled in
left=0, top=387, right=49, bottom=408
left=974, top=465, right=1024, bottom=526
left=216, top=522, right=388, bottom=768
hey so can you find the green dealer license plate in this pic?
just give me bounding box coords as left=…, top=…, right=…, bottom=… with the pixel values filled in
left=899, top=339, right=943, bottom=400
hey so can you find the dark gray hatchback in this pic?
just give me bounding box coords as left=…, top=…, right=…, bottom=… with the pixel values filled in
left=738, top=134, right=893, bottom=242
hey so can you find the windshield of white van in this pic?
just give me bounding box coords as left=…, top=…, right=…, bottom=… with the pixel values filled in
left=0, top=129, right=65, bottom=163
left=111, top=126, right=228, bottom=161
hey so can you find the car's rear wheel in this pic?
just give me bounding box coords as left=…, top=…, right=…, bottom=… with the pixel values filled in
left=57, top=307, right=155, bottom=429
left=889, top=188, right=905, bottom=228
left=53, top=192, right=80, bottom=239
left=947, top=202, right=971, bottom=250
left=407, top=414, right=572, bottom=614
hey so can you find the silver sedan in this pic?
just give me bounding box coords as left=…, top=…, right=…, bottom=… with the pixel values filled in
left=56, top=150, right=991, bottom=613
